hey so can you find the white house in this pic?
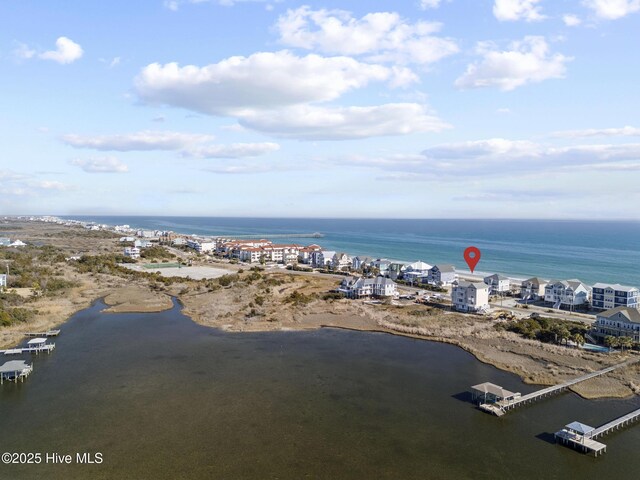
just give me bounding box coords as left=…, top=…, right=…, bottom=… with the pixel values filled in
left=351, top=256, right=372, bottom=271
left=312, top=250, right=336, bottom=268
left=186, top=239, right=216, bottom=254
left=172, top=237, right=187, bottom=246
left=123, top=247, right=140, bottom=259
left=0, top=274, right=6, bottom=289
left=593, top=306, right=640, bottom=343
left=591, top=283, right=639, bottom=310
left=544, top=280, right=591, bottom=309
left=332, top=252, right=352, bottom=271
left=484, top=274, right=510, bottom=295
left=520, top=277, right=547, bottom=301
left=452, top=281, right=490, bottom=313
left=298, top=244, right=322, bottom=264
left=134, top=239, right=153, bottom=249
left=338, top=276, right=397, bottom=298
left=427, top=264, right=457, bottom=286
left=9, top=240, right=26, bottom=248
left=119, top=236, right=135, bottom=243
left=370, top=259, right=391, bottom=275
left=403, top=261, right=432, bottom=283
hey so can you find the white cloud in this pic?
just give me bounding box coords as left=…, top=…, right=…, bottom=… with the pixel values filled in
left=562, top=14, right=582, bottom=26
left=497, top=107, right=511, bottom=114
left=493, top=0, right=545, bottom=22
left=238, top=103, right=450, bottom=140
left=183, top=142, right=280, bottom=158
left=455, top=36, right=571, bottom=91
left=419, top=0, right=443, bottom=9
left=13, top=42, right=36, bottom=60
left=135, top=51, right=413, bottom=116
left=62, top=131, right=214, bottom=151
left=39, top=37, right=83, bottom=64
left=341, top=139, right=640, bottom=178
left=553, top=126, right=640, bottom=138
left=274, top=7, right=458, bottom=65
left=70, top=157, right=129, bottom=173
left=583, top=0, right=640, bottom=20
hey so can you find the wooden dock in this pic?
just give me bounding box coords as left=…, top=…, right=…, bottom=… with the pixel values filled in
left=555, top=407, right=640, bottom=456
left=1, top=338, right=56, bottom=356
left=0, top=360, right=33, bottom=384
left=24, top=329, right=60, bottom=337
left=476, top=358, right=638, bottom=416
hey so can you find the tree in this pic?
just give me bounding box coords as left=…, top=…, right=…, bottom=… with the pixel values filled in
left=618, top=336, right=633, bottom=352
left=604, top=336, right=617, bottom=350
left=571, top=333, right=585, bottom=347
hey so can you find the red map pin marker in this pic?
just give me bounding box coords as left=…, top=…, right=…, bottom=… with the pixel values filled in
left=464, top=246, right=481, bottom=273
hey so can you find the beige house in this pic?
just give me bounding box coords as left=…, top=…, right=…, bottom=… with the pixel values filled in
left=452, top=281, right=490, bottom=313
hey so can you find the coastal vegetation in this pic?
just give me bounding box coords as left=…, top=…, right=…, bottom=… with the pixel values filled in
left=497, top=315, right=588, bottom=346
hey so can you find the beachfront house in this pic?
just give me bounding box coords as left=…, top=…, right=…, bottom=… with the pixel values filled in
left=544, top=280, right=591, bottom=309
left=298, top=244, right=322, bottom=264
left=134, top=239, right=153, bottom=249
left=312, top=250, right=336, bottom=268
left=593, top=306, right=640, bottom=343
left=351, top=256, right=372, bottom=271
left=370, top=259, right=391, bottom=276
left=452, top=281, right=490, bottom=313
left=386, top=263, right=407, bottom=281
left=427, top=264, right=457, bottom=286
left=338, top=276, right=398, bottom=299
left=402, top=261, right=432, bottom=284
left=123, top=247, right=140, bottom=259
left=484, top=274, right=510, bottom=295
left=172, top=237, right=187, bottom=246
left=591, top=283, right=639, bottom=310
left=119, top=236, right=135, bottom=243
left=332, top=252, right=352, bottom=271
left=186, top=239, right=216, bottom=254
left=0, top=273, right=6, bottom=289
left=520, top=277, right=548, bottom=301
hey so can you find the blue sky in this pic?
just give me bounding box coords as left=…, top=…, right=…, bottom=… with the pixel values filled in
left=1, top=0, right=639, bottom=219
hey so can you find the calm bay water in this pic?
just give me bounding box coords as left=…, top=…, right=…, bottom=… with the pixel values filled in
left=62, top=216, right=640, bottom=286
left=1, top=301, right=639, bottom=479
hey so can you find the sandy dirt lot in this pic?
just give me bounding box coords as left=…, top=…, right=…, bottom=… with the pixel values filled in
left=122, top=264, right=233, bottom=280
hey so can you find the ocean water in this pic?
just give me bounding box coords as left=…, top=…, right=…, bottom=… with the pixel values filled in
left=62, top=216, right=640, bottom=286
left=1, top=301, right=639, bottom=479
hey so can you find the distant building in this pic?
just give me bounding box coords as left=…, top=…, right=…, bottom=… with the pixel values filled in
left=591, top=283, right=639, bottom=310
left=386, top=263, right=406, bottom=281
left=134, top=239, right=153, bottom=249
left=520, top=277, right=547, bottom=301
left=186, top=239, right=216, bottom=254
left=338, top=276, right=397, bottom=298
left=427, top=264, right=457, bottom=286
left=123, top=247, right=140, bottom=259
left=0, top=274, right=6, bottom=289
left=452, top=281, right=490, bottom=313
left=403, top=261, right=432, bottom=284
left=593, top=306, right=640, bottom=343
left=0, top=237, right=10, bottom=247
left=9, top=240, right=26, bottom=248
left=172, top=237, right=187, bottom=246
left=298, top=244, right=322, bottom=264
left=484, top=274, right=510, bottom=295
left=332, top=252, right=352, bottom=271
left=351, top=256, right=372, bottom=271
left=370, top=259, right=391, bottom=276
left=119, top=236, right=135, bottom=243
left=312, top=250, right=336, bottom=268
left=544, top=280, right=591, bottom=309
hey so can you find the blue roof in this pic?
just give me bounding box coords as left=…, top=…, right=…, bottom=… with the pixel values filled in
left=566, top=421, right=594, bottom=435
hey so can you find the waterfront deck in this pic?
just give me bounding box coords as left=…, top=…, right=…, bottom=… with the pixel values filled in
left=555, top=407, right=640, bottom=456
left=476, top=358, right=638, bottom=415
left=1, top=338, right=56, bottom=355
left=0, top=360, right=33, bottom=384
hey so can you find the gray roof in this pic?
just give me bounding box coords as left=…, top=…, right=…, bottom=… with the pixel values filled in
left=597, top=306, right=640, bottom=323
left=456, top=280, right=489, bottom=290
left=433, top=264, right=456, bottom=273
left=565, top=421, right=595, bottom=435
left=592, top=283, right=638, bottom=292
left=485, top=274, right=509, bottom=281
left=522, top=277, right=547, bottom=285
left=471, top=382, right=517, bottom=399
left=0, top=360, right=30, bottom=373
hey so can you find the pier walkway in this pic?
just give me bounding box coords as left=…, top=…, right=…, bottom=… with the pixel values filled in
left=1, top=338, right=56, bottom=356
left=23, top=329, right=60, bottom=337
left=591, top=407, right=640, bottom=439
left=476, top=358, right=638, bottom=416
